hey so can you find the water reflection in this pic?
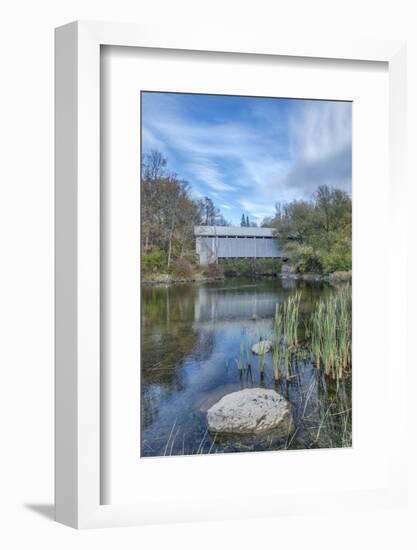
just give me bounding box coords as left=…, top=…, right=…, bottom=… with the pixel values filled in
left=194, top=283, right=283, bottom=323
left=140, top=279, right=351, bottom=457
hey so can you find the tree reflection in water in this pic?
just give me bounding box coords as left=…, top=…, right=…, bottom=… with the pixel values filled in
left=140, top=279, right=351, bottom=457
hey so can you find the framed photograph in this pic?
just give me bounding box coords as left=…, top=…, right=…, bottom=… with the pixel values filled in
left=55, top=21, right=407, bottom=528
left=138, top=91, right=353, bottom=459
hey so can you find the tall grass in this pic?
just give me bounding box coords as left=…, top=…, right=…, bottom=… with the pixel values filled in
left=310, top=285, right=351, bottom=380
left=258, top=348, right=266, bottom=375
left=272, top=292, right=301, bottom=380
left=235, top=340, right=244, bottom=372
left=283, top=292, right=301, bottom=347
left=245, top=345, right=252, bottom=369
left=272, top=305, right=283, bottom=380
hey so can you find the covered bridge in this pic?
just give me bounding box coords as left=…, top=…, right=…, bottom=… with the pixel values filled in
left=194, top=225, right=282, bottom=265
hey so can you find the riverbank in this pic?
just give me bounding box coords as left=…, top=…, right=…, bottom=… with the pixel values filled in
left=141, top=270, right=351, bottom=285
left=141, top=272, right=225, bottom=286
left=282, top=270, right=352, bottom=283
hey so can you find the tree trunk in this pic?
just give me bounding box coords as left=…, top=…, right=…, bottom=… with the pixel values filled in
left=167, top=228, right=174, bottom=269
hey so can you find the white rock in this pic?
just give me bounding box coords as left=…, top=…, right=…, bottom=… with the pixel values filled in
left=207, top=388, right=293, bottom=436
left=251, top=340, right=272, bottom=355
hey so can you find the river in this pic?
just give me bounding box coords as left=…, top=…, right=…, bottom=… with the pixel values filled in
left=141, top=278, right=351, bottom=457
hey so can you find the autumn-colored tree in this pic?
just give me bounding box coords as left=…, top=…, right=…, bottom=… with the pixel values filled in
left=141, top=151, right=227, bottom=271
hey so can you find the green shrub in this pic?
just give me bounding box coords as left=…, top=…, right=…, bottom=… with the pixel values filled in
left=284, top=243, right=322, bottom=273
left=219, top=259, right=247, bottom=274
left=320, top=248, right=352, bottom=275
left=142, top=249, right=166, bottom=273
left=283, top=241, right=352, bottom=275
left=254, top=258, right=282, bottom=272
left=219, top=258, right=281, bottom=275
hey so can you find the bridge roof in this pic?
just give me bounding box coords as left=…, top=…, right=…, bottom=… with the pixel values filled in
left=194, top=225, right=275, bottom=237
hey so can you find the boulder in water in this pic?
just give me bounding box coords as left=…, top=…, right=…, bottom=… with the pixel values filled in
left=251, top=340, right=272, bottom=355
left=207, top=388, right=293, bottom=437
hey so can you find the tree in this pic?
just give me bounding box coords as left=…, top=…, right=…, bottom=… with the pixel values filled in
left=197, top=197, right=229, bottom=226
left=216, top=213, right=229, bottom=226
left=141, top=152, right=200, bottom=269
left=261, top=217, right=273, bottom=227
left=198, top=197, right=218, bottom=226
left=141, top=152, right=229, bottom=273
left=265, top=185, right=351, bottom=274
left=142, top=150, right=167, bottom=181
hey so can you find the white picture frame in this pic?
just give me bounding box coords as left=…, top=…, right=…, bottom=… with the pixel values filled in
left=55, top=20, right=407, bottom=529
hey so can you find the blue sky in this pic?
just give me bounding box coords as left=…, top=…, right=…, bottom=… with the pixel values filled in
left=141, top=92, right=352, bottom=225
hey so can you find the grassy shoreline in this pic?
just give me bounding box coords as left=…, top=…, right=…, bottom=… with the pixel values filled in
left=141, top=273, right=225, bottom=286
left=141, top=270, right=351, bottom=286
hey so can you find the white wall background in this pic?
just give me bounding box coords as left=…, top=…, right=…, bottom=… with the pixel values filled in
left=0, top=0, right=416, bottom=548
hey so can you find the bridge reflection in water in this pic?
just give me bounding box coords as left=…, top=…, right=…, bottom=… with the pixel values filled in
left=193, top=280, right=296, bottom=326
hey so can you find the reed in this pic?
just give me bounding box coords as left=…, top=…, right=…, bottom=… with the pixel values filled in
left=310, top=285, right=351, bottom=380
left=163, top=419, right=177, bottom=456
left=258, top=349, right=266, bottom=375
left=245, top=345, right=252, bottom=369
left=272, top=292, right=302, bottom=380
left=315, top=399, right=334, bottom=443
left=235, top=340, right=244, bottom=371
left=272, top=304, right=283, bottom=380
left=196, top=429, right=208, bottom=454
left=283, top=291, right=301, bottom=347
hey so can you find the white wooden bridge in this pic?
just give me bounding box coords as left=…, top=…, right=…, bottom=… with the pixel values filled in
left=194, top=225, right=282, bottom=265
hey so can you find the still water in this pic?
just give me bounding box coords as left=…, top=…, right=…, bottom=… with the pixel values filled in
left=141, top=278, right=352, bottom=457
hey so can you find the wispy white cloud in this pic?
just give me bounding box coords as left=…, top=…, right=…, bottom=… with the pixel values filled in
left=264, top=100, right=352, bottom=200
left=186, top=161, right=236, bottom=192
left=290, top=100, right=351, bottom=162
left=141, top=127, right=169, bottom=157
left=189, top=186, right=204, bottom=200
left=141, top=93, right=351, bottom=224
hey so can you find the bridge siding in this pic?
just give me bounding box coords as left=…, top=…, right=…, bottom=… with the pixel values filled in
left=195, top=226, right=281, bottom=265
